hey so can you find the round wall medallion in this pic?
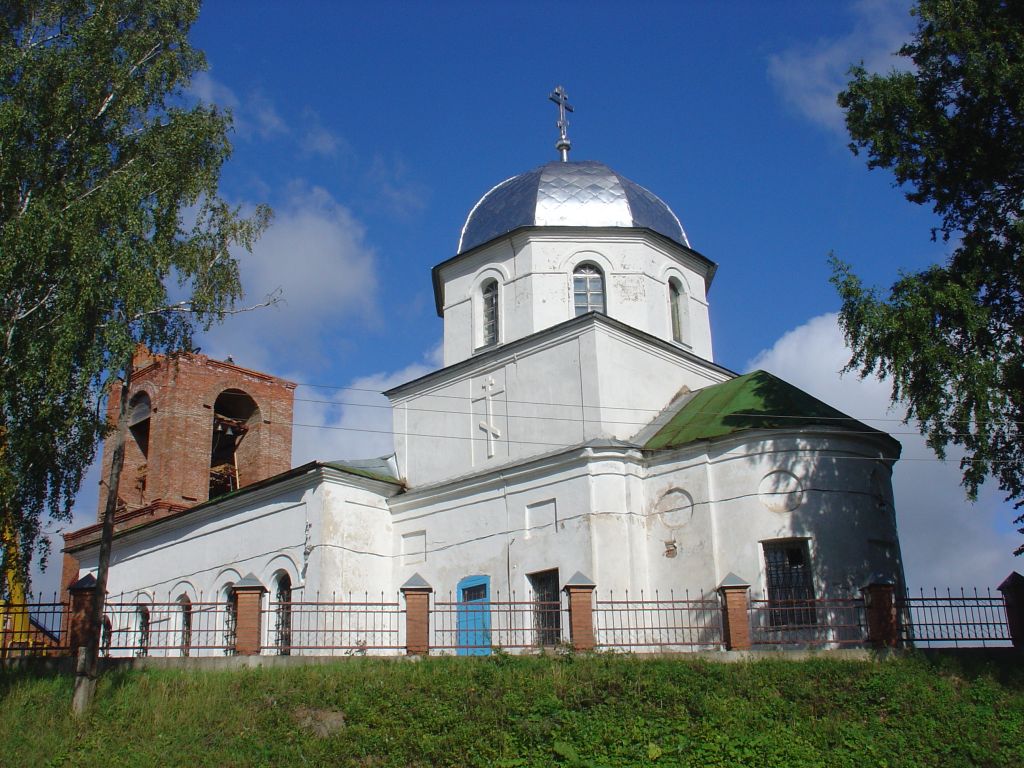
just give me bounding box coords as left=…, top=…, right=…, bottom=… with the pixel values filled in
left=656, top=489, right=693, bottom=528
left=758, top=470, right=804, bottom=512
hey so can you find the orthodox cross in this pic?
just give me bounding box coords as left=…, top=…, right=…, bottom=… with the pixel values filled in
left=549, top=85, right=574, bottom=162
left=474, top=376, right=504, bottom=459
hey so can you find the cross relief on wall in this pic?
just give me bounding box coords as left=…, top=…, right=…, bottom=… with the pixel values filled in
left=472, top=375, right=505, bottom=460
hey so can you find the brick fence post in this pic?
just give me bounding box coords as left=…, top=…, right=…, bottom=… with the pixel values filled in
left=998, top=571, right=1024, bottom=649
left=232, top=573, right=267, bottom=656
left=861, top=578, right=899, bottom=649
left=67, top=574, right=99, bottom=656
left=401, top=573, right=433, bottom=656
left=563, top=571, right=597, bottom=651
left=717, top=573, right=751, bottom=651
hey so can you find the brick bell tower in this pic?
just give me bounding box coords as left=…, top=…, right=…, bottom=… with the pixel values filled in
left=95, top=347, right=296, bottom=520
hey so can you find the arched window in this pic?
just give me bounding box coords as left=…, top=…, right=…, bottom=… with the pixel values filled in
left=573, top=264, right=605, bottom=316
left=210, top=390, right=259, bottom=499
left=669, top=278, right=684, bottom=343
left=178, top=595, right=192, bottom=657
left=274, top=573, right=292, bottom=656
left=481, top=279, right=499, bottom=347
left=128, top=392, right=151, bottom=458
left=222, top=585, right=237, bottom=656
left=135, top=605, right=150, bottom=658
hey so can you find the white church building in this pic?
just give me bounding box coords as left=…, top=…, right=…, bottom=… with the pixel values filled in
left=62, top=133, right=906, bottom=652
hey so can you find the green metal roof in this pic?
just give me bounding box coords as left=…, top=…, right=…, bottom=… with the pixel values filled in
left=643, top=370, right=897, bottom=452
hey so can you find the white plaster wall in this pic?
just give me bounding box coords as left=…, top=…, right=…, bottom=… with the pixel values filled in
left=591, top=324, right=728, bottom=441
left=75, top=479, right=318, bottom=601
left=696, top=432, right=904, bottom=599
left=390, top=430, right=902, bottom=605
left=643, top=457, right=717, bottom=597
left=391, top=317, right=732, bottom=488
left=316, top=475, right=395, bottom=596
left=438, top=230, right=715, bottom=365
left=388, top=454, right=606, bottom=599
left=81, top=429, right=904, bottom=655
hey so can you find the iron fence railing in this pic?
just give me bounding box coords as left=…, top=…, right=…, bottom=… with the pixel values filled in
left=750, top=597, right=866, bottom=647
left=594, top=590, right=723, bottom=651
left=261, top=594, right=404, bottom=655
left=101, top=595, right=236, bottom=658
left=899, top=588, right=1012, bottom=648
left=431, top=592, right=567, bottom=652
left=3, top=583, right=1018, bottom=658
left=0, top=596, right=66, bottom=658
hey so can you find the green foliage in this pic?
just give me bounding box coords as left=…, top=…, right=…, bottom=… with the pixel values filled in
left=0, top=1, right=269, bottom=581
left=833, top=0, right=1024, bottom=552
left=1, top=654, right=1022, bottom=767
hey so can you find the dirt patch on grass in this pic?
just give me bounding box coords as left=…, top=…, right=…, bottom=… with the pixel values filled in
left=293, top=706, right=346, bottom=737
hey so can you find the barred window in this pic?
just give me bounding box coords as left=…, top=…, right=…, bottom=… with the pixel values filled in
left=178, top=595, right=192, bottom=657
left=763, top=540, right=816, bottom=626
left=573, top=264, right=605, bottom=316
left=135, top=605, right=150, bottom=658
left=275, top=573, right=293, bottom=657
left=223, top=586, right=237, bottom=656
left=528, top=569, right=561, bottom=647
left=482, top=280, right=499, bottom=347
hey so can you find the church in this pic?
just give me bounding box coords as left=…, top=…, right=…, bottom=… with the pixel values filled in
left=60, top=96, right=906, bottom=653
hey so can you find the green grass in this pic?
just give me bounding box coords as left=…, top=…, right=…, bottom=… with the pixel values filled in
left=2, top=653, right=1022, bottom=767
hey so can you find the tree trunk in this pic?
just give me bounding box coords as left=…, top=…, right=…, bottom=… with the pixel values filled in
left=72, top=357, right=133, bottom=716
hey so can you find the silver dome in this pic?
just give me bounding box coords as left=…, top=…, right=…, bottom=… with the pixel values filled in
left=458, top=160, right=690, bottom=254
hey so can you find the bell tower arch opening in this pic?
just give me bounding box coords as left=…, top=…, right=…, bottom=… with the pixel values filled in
left=209, top=389, right=261, bottom=499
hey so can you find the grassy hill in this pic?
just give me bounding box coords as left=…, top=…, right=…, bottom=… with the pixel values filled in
left=2, top=653, right=1022, bottom=767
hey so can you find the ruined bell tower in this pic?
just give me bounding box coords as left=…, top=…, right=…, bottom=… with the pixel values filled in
left=96, top=347, right=296, bottom=520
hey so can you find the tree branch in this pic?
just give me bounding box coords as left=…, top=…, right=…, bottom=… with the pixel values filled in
left=61, top=158, right=139, bottom=213
left=100, top=291, right=281, bottom=328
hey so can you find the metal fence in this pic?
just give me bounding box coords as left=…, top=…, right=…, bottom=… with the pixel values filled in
left=101, top=594, right=236, bottom=658
left=594, top=590, right=722, bottom=651
left=3, top=583, right=1018, bottom=659
left=749, top=597, right=867, bottom=647
left=261, top=593, right=404, bottom=655
left=0, top=596, right=66, bottom=658
left=899, top=588, right=1013, bottom=648
left=431, top=591, right=567, bottom=653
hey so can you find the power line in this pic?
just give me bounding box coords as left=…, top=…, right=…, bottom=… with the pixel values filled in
left=131, top=373, right=1024, bottom=430
left=117, top=374, right=1015, bottom=436
left=103, top=402, right=1002, bottom=466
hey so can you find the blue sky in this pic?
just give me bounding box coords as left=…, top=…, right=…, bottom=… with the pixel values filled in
left=38, top=1, right=1021, bottom=593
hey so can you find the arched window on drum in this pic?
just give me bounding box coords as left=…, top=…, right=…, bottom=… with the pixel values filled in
left=481, top=279, right=499, bottom=348
left=573, top=264, right=605, bottom=316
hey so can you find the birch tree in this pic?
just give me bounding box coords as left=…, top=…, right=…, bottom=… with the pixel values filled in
left=0, top=0, right=271, bottom=703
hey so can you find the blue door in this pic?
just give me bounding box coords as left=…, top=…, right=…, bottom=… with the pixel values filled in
left=456, top=575, right=491, bottom=655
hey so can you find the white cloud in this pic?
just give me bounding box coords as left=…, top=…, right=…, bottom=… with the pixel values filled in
left=302, top=125, right=342, bottom=157
left=290, top=355, right=440, bottom=465
left=189, top=73, right=289, bottom=140
left=767, top=0, right=914, bottom=133
left=299, top=110, right=349, bottom=159
left=748, top=313, right=1020, bottom=588
left=200, top=183, right=379, bottom=371
left=365, top=154, right=429, bottom=218
left=190, top=71, right=240, bottom=112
